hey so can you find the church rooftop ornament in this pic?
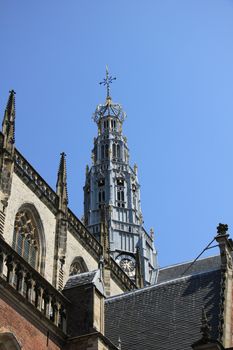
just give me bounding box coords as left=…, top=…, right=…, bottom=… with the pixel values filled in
left=93, top=67, right=126, bottom=124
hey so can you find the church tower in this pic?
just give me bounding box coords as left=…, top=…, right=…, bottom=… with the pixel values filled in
left=84, top=68, right=157, bottom=286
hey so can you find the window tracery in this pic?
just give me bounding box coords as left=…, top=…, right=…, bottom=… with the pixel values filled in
left=12, top=206, right=45, bottom=273
left=69, top=257, right=88, bottom=276
left=116, top=178, right=125, bottom=208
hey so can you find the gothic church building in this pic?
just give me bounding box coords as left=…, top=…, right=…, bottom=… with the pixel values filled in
left=0, top=80, right=233, bottom=350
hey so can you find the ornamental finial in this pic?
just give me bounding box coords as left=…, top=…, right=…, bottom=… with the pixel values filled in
left=99, top=66, right=116, bottom=99
left=217, top=223, right=228, bottom=236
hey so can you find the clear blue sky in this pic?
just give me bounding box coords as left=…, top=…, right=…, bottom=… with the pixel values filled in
left=1, top=1, right=233, bottom=267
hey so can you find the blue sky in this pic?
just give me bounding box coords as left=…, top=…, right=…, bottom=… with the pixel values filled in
left=1, top=1, right=233, bottom=267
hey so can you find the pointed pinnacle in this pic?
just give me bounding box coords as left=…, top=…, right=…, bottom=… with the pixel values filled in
left=56, top=152, right=68, bottom=208
left=2, top=90, right=16, bottom=144
left=7, top=90, right=16, bottom=116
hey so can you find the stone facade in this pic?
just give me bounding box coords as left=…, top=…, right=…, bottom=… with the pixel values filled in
left=4, top=172, right=56, bottom=283
left=0, top=91, right=134, bottom=297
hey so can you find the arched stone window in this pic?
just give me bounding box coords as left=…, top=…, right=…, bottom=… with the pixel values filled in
left=0, top=332, right=21, bottom=350
left=12, top=204, right=46, bottom=274
left=69, top=256, right=88, bottom=276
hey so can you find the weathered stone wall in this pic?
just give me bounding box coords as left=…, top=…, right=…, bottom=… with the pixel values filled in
left=98, top=339, right=111, bottom=350
left=63, top=230, right=98, bottom=285
left=4, top=173, right=57, bottom=283
left=0, top=297, right=61, bottom=350
left=3, top=172, right=128, bottom=297
left=94, top=291, right=104, bottom=333
left=110, top=277, right=124, bottom=296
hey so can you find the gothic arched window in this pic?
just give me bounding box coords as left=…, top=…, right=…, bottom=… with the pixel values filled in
left=12, top=205, right=45, bottom=274
left=0, top=332, right=21, bottom=350
left=69, top=257, right=88, bottom=276
left=116, top=178, right=125, bottom=208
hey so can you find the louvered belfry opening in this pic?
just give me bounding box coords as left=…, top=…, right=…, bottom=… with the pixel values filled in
left=13, top=209, right=40, bottom=270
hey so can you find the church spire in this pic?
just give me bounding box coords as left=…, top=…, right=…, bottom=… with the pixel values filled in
left=84, top=71, right=158, bottom=286
left=2, top=90, right=16, bottom=150
left=56, top=152, right=68, bottom=212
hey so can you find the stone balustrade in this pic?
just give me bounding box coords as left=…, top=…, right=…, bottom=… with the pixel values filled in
left=0, top=235, right=68, bottom=332
left=14, top=149, right=58, bottom=209
left=67, top=209, right=103, bottom=257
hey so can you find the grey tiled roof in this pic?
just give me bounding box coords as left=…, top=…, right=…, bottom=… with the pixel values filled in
left=105, top=269, right=221, bottom=350
left=64, top=270, right=97, bottom=289
left=157, top=255, right=221, bottom=283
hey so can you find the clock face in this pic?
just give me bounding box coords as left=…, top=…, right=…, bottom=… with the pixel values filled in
left=116, top=254, right=136, bottom=278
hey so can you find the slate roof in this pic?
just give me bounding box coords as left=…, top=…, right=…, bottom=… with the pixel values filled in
left=64, top=270, right=97, bottom=289
left=157, top=255, right=221, bottom=283
left=105, top=267, right=221, bottom=350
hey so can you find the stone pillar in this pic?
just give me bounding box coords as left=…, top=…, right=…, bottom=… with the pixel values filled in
left=53, top=152, right=68, bottom=290
left=0, top=90, right=16, bottom=235
left=214, top=224, right=233, bottom=348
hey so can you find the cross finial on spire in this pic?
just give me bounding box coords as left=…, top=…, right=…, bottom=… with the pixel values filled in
left=99, top=66, right=116, bottom=99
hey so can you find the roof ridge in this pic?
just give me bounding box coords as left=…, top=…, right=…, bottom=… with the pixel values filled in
left=68, top=269, right=98, bottom=279
left=158, top=254, right=219, bottom=271
left=105, top=267, right=221, bottom=303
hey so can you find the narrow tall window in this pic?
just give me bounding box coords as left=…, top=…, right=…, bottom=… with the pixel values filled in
left=113, top=143, right=116, bottom=158
left=117, top=144, right=120, bottom=159
left=101, top=145, right=104, bottom=159
left=116, top=178, right=125, bottom=208
left=105, top=144, right=109, bottom=158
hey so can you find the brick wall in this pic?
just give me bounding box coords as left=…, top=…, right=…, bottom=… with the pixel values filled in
left=0, top=297, right=62, bottom=350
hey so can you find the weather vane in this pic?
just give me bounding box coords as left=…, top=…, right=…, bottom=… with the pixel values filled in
left=99, top=66, right=116, bottom=98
